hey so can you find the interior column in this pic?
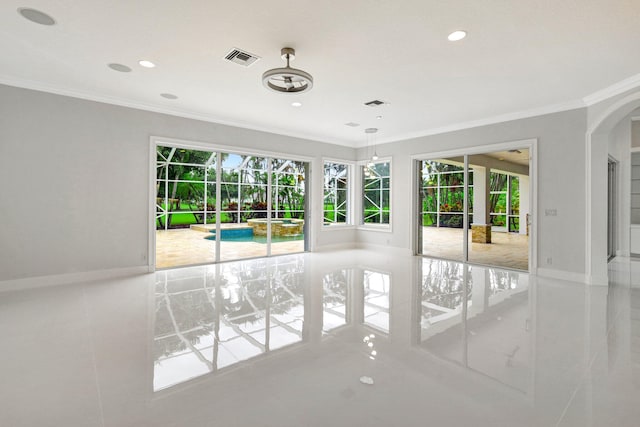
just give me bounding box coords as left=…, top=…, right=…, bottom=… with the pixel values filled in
left=472, top=166, right=491, bottom=243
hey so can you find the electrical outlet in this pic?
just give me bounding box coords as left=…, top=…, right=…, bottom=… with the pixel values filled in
left=546, top=257, right=553, bottom=265
left=545, top=209, right=557, bottom=216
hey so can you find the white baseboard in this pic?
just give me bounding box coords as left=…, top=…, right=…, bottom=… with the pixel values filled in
left=356, top=242, right=413, bottom=257
left=0, top=266, right=150, bottom=293
left=586, top=274, right=610, bottom=286
left=535, top=267, right=589, bottom=285
left=314, top=242, right=358, bottom=252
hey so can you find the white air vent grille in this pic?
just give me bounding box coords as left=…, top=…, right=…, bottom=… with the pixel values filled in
left=224, top=48, right=260, bottom=67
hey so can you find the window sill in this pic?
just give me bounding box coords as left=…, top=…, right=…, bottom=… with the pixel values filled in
left=321, top=224, right=356, bottom=231
left=357, top=224, right=393, bottom=233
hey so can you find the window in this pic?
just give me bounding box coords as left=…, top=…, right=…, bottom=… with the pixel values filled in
left=420, top=160, right=472, bottom=229
left=323, top=161, right=351, bottom=225
left=155, top=142, right=308, bottom=268
left=362, top=160, right=391, bottom=225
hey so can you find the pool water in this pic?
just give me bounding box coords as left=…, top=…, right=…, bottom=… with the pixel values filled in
left=204, top=227, right=303, bottom=244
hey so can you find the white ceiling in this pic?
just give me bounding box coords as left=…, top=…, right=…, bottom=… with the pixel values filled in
left=2, top=0, right=640, bottom=147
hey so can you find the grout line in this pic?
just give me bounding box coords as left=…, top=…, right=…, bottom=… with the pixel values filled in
left=554, top=348, right=602, bottom=427
left=555, top=280, right=628, bottom=427
left=82, top=287, right=107, bottom=427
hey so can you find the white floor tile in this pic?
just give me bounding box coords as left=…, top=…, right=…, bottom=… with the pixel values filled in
left=1, top=250, right=639, bottom=426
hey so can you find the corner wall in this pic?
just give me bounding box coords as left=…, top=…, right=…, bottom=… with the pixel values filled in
left=0, top=83, right=601, bottom=285
left=356, top=109, right=588, bottom=278
left=0, top=84, right=356, bottom=283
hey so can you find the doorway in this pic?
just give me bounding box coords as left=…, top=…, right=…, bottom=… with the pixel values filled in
left=152, top=141, right=309, bottom=269
left=415, top=141, right=535, bottom=271
left=607, top=157, right=618, bottom=261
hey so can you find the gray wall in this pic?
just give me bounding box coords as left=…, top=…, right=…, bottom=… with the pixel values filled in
left=0, top=83, right=592, bottom=282
left=0, top=84, right=355, bottom=281
left=356, top=109, right=588, bottom=276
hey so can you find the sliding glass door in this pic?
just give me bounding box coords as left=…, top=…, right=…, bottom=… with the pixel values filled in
left=417, top=147, right=531, bottom=271
left=155, top=143, right=308, bottom=269
left=419, top=157, right=469, bottom=262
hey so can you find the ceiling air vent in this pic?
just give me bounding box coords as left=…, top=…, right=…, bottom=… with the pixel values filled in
left=224, top=48, right=260, bottom=67
left=364, top=99, right=387, bottom=107
left=345, top=122, right=360, bottom=127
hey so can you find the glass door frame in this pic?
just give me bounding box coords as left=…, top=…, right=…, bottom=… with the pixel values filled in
left=412, top=139, right=537, bottom=272
left=148, top=136, right=313, bottom=271
left=607, top=155, right=618, bottom=261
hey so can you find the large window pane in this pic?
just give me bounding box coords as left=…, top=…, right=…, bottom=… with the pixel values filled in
left=419, top=159, right=467, bottom=261
left=156, top=145, right=308, bottom=268
left=219, top=153, right=267, bottom=261
left=323, top=162, right=350, bottom=225
left=362, top=161, right=391, bottom=225
left=270, top=158, right=306, bottom=256
left=155, top=146, right=217, bottom=268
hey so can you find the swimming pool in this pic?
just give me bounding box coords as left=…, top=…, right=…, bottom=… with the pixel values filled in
left=204, top=227, right=303, bottom=243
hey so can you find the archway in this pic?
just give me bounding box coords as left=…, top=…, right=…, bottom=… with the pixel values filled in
left=586, top=91, right=640, bottom=284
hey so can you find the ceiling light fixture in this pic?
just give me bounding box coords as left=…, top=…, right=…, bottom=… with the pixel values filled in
left=138, top=60, right=156, bottom=68
left=262, top=47, right=313, bottom=94
left=448, top=30, right=467, bottom=41
left=160, top=93, right=178, bottom=100
left=291, top=101, right=302, bottom=107
left=365, top=128, right=379, bottom=161
left=18, top=8, right=56, bottom=25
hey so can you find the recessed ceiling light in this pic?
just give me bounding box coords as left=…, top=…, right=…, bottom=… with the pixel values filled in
left=291, top=101, right=302, bottom=107
left=18, top=8, right=56, bottom=26
left=138, top=60, right=156, bottom=68
left=107, top=63, right=132, bottom=73
left=376, top=115, right=383, bottom=120
left=160, top=93, right=178, bottom=100
left=448, top=30, right=467, bottom=41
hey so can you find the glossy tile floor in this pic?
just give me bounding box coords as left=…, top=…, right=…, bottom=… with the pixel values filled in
left=1, top=251, right=638, bottom=426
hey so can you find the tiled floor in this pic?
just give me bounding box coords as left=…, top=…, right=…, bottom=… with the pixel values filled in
left=1, top=251, right=638, bottom=426
left=156, top=226, right=304, bottom=268
left=422, top=226, right=529, bottom=270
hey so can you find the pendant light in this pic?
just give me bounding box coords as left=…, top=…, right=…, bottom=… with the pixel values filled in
left=365, top=128, right=379, bottom=161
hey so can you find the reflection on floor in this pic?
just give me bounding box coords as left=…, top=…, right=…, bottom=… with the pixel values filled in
left=156, top=227, right=304, bottom=268
left=422, top=226, right=529, bottom=270
left=1, top=251, right=639, bottom=426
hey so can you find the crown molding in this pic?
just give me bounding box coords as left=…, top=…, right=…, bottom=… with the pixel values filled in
left=5, top=72, right=640, bottom=150
left=583, top=72, right=640, bottom=107
left=369, top=99, right=586, bottom=146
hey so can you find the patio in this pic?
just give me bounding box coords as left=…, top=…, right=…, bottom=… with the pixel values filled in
left=422, top=226, right=528, bottom=271
left=156, top=225, right=304, bottom=269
